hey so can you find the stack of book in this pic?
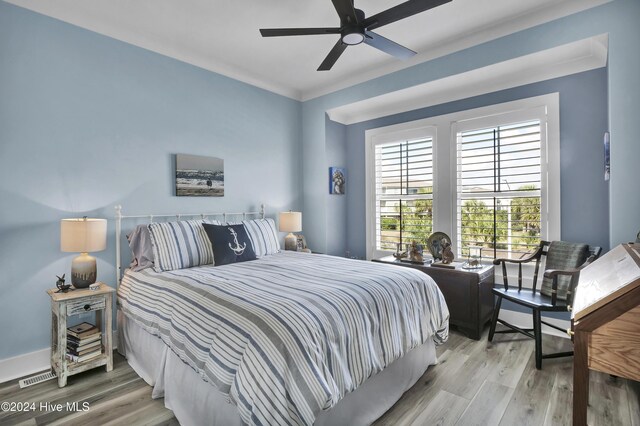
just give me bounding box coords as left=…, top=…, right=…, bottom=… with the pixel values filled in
left=66, top=322, right=102, bottom=363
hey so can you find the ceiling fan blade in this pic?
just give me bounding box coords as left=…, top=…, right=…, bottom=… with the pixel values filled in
left=260, top=28, right=341, bottom=37
left=364, top=31, right=416, bottom=59
left=318, top=40, right=348, bottom=71
left=331, top=0, right=358, bottom=24
left=363, top=0, right=452, bottom=31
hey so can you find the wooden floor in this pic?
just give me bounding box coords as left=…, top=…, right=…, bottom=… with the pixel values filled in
left=1, top=329, right=638, bottom=426
left=376, top=330, right=640, bottom=426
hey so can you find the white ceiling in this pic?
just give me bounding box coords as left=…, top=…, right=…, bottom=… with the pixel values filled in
left=6, top=0, right=611, bottom=101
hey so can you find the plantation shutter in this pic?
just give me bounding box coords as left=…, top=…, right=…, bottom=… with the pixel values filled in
left=457, top=120, right=542, bottom=259
left=375, top=138, right=433, bottom=251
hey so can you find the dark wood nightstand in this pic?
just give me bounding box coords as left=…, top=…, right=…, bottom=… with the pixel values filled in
left=372, top=256, right=495, bottom=340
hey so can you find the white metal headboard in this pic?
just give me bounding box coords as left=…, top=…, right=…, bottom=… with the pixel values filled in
left=114, top=204, right=265, bottom=286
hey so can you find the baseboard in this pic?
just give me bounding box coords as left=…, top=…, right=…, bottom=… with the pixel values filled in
left=497, top=310, right=570, bottom=339
left=0, top=348, right=51, bottom=384
left=0, top=331, right=119, bottom=384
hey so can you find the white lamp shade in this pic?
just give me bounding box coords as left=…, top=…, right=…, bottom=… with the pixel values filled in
left=61, top=218, right=107, bottom=253
left=279, top=211, right=302, bottom=233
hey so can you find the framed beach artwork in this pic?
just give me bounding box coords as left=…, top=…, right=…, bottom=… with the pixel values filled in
left=329, top=167, right=346, bottom=195
left=175, top=154, right=224, bottom=197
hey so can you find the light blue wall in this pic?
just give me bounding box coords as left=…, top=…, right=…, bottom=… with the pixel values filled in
left=339, top=68, right=609, bottom=259
left=2, top=0, right=639, bottom=360
left=325, top=118, right=347, bottom=256
left=303, top=0, right=640, bottom=255
left=0, top=2, right=302, bottom=359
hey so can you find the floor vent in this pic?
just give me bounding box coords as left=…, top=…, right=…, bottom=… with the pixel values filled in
left=18, top=371, right=56, bottom=388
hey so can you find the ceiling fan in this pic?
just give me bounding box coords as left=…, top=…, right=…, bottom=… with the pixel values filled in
left=260, top=0, right=452, bottom=71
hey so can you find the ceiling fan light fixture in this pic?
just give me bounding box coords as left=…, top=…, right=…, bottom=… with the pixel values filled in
left=341, top=29, right=364, bottom=45
left=260, top=0, right=452, bottom=70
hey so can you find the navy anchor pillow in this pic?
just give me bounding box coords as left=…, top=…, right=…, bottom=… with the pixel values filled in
left=203, top=223, right=257, bottom=266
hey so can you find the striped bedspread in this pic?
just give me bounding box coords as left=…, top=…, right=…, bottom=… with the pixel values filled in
left=118, top=251, right=449, bottom=426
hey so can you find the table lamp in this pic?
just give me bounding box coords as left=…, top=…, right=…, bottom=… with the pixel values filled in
left=279, top=211, right=302, bottom=251
left=61, top=217, right=107, bottom=288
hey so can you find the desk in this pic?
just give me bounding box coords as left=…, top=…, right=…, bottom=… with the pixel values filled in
left=571, top=243, right=640, bottom=425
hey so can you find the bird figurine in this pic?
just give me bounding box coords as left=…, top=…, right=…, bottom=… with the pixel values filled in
left=56, top=274, right=72, bottom=293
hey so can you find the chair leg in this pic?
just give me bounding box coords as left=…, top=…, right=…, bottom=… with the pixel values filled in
left=488, top=295, right=502, bottom=342
left=533, top=309, right=542, bottom=370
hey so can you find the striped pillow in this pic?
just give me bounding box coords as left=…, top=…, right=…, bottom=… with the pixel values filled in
left=149, top=220, right=219, bottom=272
left=242, top=218, right=280, bottom=257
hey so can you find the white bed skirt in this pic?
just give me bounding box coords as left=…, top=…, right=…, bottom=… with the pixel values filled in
left=118, top=310, right=437, bottom=426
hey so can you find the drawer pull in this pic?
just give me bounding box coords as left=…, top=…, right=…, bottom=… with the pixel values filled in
left=67, top=297, right=105, bottom=316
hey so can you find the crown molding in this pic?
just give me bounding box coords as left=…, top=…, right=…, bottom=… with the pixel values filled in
left=5, top=0, right=611, bottom=102
left=326, top=34, right=608, bottom=125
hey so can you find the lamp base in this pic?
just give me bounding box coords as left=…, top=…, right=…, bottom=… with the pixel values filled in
left=284, top=233, right=297, bottom=251
left=71, top=252, right=97, bottom=288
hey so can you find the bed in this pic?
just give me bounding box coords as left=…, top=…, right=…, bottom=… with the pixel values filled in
left=114, top=207, right=449, bottom=426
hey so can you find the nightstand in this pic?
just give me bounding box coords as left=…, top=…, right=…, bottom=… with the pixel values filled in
left=46, top=283, right=115, bottom=387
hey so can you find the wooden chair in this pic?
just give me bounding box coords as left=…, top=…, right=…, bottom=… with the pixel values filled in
left=488, top=241, right=602, bottom=369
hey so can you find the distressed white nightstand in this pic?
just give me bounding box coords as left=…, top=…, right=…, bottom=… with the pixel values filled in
left=46, top=283, right=115, bottom=387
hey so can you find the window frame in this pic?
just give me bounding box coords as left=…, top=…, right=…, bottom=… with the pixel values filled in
left=366, top=123, right=437, bottom=260
left=453, top=108, right=547, bottom=259
left=365, top=93, right=560, bottom=261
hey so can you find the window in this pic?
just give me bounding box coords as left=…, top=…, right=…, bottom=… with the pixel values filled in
left=365, top=94, right=559, bottom=261
left=375, top=137, right=433, bottom=252
left=456, top=120, right=542, bottom=259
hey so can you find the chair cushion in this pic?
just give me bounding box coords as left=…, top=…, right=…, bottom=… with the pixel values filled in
left=492, top=287, right=567, bottom=309
left=540, top=241, right=588, bottom=300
